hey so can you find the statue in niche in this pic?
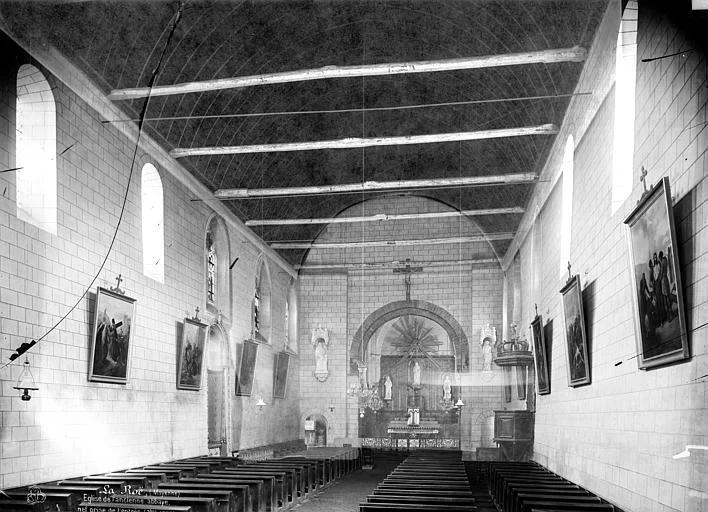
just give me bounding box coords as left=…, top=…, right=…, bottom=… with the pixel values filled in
left=480, top=324, right=497, bottom=372
left=311, top=325, right=329, bottom=382
left=442, top=375, right=452, bottom=401
left=383, top=375, right=393, bottom=400
left=411, top=361, right=421, bottom=387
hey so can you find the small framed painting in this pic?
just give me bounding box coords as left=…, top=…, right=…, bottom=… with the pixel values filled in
left=273, top=351, right=290, bottom=399
left=624, top=177, right=689, bottom=369
left=560, top=275, right=591, bottom=387
left=89, top=287, right=137, bottom=384
left=235, top=339, right=259, bottom=396
left=177, top=317, right=208, bottom=390
left=530, top=314, right=550, bottom=395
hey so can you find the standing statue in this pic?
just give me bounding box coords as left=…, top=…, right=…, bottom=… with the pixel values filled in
left=311, top=325, right=330, bottom=382
left=480, top=324, right=497, bottom=372
left=412, top=361, right=421, bottom=387
left=383, top=375, right=393, bottom=400
left=442, top=375, right=452, bottom=401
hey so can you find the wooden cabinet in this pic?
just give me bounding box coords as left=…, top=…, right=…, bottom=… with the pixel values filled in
left=493, top=410, right=534, bottom=460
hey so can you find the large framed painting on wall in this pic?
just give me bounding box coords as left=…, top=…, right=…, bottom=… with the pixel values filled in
left=89, top=287, right=136, bottom=384
left=624, top=177, right=689, bottom=369
left=273, top=351, right=290, bottom=399
left=177, top=317, right=207, bottom=390
left=235, top=339, right=258, bottom=396
left=530, top=314, right=550, bottom=395
left=560, top=275, right=591, bottom=387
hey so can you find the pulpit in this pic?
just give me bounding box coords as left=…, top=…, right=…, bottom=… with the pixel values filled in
left=493, top=410, right=533, bottom=461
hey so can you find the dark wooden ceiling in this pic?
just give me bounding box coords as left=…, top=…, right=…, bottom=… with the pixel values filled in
left=0, top=0, right=608, bottom=266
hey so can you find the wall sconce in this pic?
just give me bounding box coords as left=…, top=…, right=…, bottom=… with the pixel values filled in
left=329, top=400, right=335, bottom=413
left=359, top=409, right=365, bottom=418
left=454, top=398, right=465, bottom=408
left=256, top=397, right=266, bottom=410
left=14, top=358, right=38, bottom=401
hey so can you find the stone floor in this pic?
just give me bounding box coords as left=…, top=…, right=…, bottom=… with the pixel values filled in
left=290, top=458, right=498, bottom=512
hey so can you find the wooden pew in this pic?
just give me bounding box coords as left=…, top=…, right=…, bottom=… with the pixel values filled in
left=158, top=483, right=247, bottom=512
left=0, top=501, right=47, bottom=512
left=56, top=480, right=126, bottom=492
left=2, top=490, right=75, bottom=511
left=177, top=478, right=267, bottom=512
left=82, top=475, right=150, bottom=488
left=76, top=502, right=191, bottom=512
left=154, top=485, right=241, bottom=512
left=359, top=503, right=476, bottom=511
left=214, top=468, right=290, bottom=506
left=109, top=493, right=218, bottom=512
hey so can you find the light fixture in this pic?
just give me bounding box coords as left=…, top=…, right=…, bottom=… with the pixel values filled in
left=13, top=358, right=38, bottom=401
left=359, top=409, right=365, bottom=418
left=256, top=397, right=266, bottom=409
left=455, top=398, right=465, bottom=408
left=329, top=400, right=335, bottom=413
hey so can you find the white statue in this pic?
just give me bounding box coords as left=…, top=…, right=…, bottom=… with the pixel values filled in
left=406, top=408, right=420, bottom=426
left=412, top=361, right=421, bottom=387
left=311, top=325, right=330, bottom=382
left=384, top=375, right=392, bottom=400
left=443, top=375, right=451, bottom=401
left=480, top=324, right=497, bottom=372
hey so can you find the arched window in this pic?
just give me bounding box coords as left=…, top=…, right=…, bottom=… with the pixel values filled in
left=205, top=216, right=231, bottom=319
left=16, top=64, right=57, bottom=234
left=559, top=135, right=574, bottom=278
left=141, top=163, right=164, bottom=282
left=612, top=0, right=638, bottom=213
left=253, top=258, right=272, bottom=342
left=286, top=279, right=298, bottom=351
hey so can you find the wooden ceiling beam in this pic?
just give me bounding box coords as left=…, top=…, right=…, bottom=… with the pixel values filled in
left=171, top=124, right=558, bottom=158
left=245, top=207, right=525, bottom=226
left=216, top=173, right=536, bottom=199
left=108, top=46, right=587, bottom=100
left=295, top=258, right=500, bottom=271
left=269, top=233, right=514, bottom=249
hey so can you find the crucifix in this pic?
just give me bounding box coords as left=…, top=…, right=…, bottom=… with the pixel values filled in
left=111, top=274, right=125, bottom=295
left=393, top=258, right=423, bottom=301
left=567, top=261, right=572, bottom=281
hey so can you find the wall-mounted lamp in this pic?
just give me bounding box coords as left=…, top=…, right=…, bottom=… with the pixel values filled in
left=14, top=358, right=38, bottom=401
left=359, top=409, right=365, bottom=418
left=329, top=401, right=335, bottom=413
left=256, top=397, right=266, bottom=409
left=455, top=398, right=465, bottom=408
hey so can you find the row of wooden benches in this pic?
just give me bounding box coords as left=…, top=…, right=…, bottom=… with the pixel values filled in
left=1, top=449, right=361, bottom=512
left=490, top=461, right=620, bottom=512
left=359, top=451, right=477, bottom=512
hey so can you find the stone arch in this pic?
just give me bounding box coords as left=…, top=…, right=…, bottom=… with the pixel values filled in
left=350, top=300, right=469, bottom=374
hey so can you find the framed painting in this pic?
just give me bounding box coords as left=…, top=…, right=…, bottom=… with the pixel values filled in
left=624, top=177, right=689, bottom=369
left=273, top=351, right=290, bottom=399
left=560, top=275, right=591, bottom=386
left=530, top=314, right=550, bottom=395
left=235, top=339, right=258, bottom=396
left=177, top=317, right=208, bottom=390
left=89, top=287, right=136, bottom=384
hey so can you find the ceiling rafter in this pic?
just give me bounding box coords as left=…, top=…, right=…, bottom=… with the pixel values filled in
left=108, top=46, right=587, bottom=100
left=245, top=207, right=525, bottom=226
left=269, top=233, right=514, bottom=249
left=215, top=174, right=537, bottom=199
left=171, top=124, right=558, bottom=158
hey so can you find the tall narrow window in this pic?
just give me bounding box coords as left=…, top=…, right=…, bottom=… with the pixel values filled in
left=253, top=259, right=272, bottom=342
left=559, top=135, right=574, bottom=278
left=141, top=163, right=164, bottom=282
left=206, top=231, right=217, bottom=304
left=612, top=0, right=638, bottom=213
left=16, top=64, right=57, bottom=234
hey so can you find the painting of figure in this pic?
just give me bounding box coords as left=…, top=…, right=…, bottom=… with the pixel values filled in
left=273, top=352, right=290, bottom=399
left=89, top=287, right=136, bottom=383
left=177, top=318, right=207, bottom=390
left=531, top=314, right=550, bottom=394
left=624, top=177, right=689, bottom=369
left=235, top=340, right=258, bottom=396
left=560, top=275, right=590, bottom=386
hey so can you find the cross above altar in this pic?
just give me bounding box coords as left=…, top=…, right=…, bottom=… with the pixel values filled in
left=393, top=258, right=423, bottom=301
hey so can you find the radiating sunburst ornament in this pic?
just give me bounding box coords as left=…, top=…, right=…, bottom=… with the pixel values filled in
left=388, top=316, right=441, bottom=358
